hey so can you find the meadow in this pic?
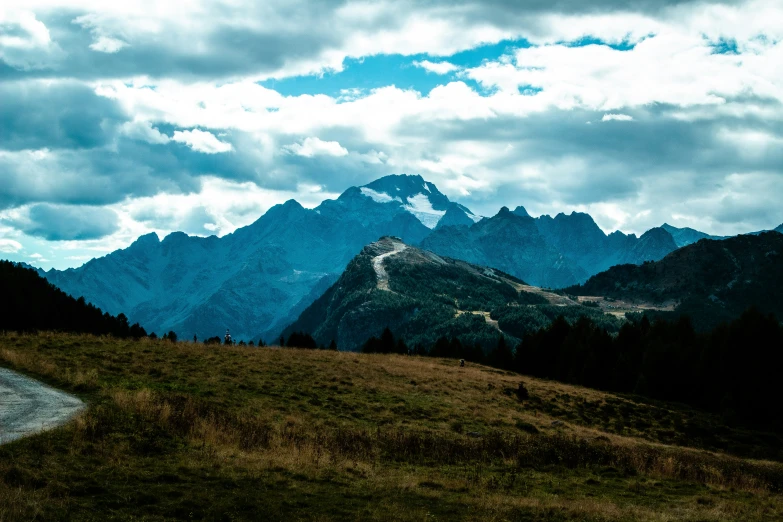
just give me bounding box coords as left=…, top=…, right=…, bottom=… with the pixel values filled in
left=1, top=332, right=782, bottom=521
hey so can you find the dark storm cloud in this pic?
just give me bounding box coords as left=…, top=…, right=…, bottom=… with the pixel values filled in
left=0, top=81, right=126, bottom=150
left=0, top=0, right=740, bottom=82
left=388, top=97, right=783, bottom=222
left=3, top=5, right=346, bottom=81
left=0, top=138, right=205, bottom=210
left=6, top=203, right=120, bottom=240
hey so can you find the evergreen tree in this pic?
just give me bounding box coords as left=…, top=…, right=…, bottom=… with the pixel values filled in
left=489, top=335, right=513, bottom=370
left=286, top=332, right=317, bottom=349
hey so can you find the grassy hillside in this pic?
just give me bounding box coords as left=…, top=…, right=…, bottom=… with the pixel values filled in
left=2, top=333, right=783, bottom=521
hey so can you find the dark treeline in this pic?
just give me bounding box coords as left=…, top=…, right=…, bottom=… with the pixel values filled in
left=361, top=308, right=782, bottom=431
left=283, top=331, right=337, bottom=351
left=0, top=261, right=148, bottom=338
left=516, top=308, right=782, bottom=429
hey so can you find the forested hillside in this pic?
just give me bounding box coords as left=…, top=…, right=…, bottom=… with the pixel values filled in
left=0, top=261, right=147, bottom=337
left=283, top=237, right=621, bottom=351
left=565, top=232, right=783, bottom=328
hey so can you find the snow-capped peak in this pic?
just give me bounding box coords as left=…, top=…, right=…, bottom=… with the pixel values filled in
left=356, top=174, right=478, bottom=229
left=404, top=193, right=446, bottom=229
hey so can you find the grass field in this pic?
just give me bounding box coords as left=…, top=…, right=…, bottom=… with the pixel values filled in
left=1, top=332, right=782, bottom=521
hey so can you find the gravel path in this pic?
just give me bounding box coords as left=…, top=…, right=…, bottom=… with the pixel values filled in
left=0, top=367, right=85, bottom=445
left=373, top=240, right=408, bottom=291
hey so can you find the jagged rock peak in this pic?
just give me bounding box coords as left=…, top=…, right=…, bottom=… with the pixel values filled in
left=130, top=232, right=160, bottom=247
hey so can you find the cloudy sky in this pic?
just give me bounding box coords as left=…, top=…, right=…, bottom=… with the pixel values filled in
left=1, top=0, right=782, bottom=269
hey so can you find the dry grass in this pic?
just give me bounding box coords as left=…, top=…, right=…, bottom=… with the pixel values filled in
left=1, top=332, right=782, bottom=521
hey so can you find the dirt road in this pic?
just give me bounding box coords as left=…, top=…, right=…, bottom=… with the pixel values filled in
left=0, top=367, right=85, bottom=445
left=372, top=240, right=408, bottom=291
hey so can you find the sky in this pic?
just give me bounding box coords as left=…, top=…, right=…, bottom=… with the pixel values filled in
left=1, top=0, right=782, bottom=270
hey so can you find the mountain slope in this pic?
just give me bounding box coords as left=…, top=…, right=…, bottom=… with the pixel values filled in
left=283, top=237, right=620, bottom=351
left=0, top=261, right=145, bottom=337
left=565, top=232, right=783, bottom=328
left=661, top=223, right=725, bottom=247
left=623, top=227, right=679, bottom=265
left=421, top=207, right=583, bottom=288
left=535, top=212, right=626, bottom=276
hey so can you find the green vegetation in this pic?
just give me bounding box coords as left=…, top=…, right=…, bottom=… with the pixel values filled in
left=2, top=333, right=783, bottom=520
left=490, top=304, right=622, bottom=339
left=284, top=239, right=621, bottom=352
left=513, top=308, right=783, bottom=437
left=0, top=260, right=148, bottom=338
left=566, top=232, right=783, bottom=330
left=353, top=305, right=782, bottom=448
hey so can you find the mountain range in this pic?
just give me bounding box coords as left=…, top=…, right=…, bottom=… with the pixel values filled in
left=31, top=174, right=782, bottom=342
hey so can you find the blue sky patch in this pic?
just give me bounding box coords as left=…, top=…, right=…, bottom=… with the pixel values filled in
left=260, top=38, right=532, bottom=98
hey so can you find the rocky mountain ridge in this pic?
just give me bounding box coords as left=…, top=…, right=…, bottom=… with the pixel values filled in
left=31, top=174, right=764, bottom=342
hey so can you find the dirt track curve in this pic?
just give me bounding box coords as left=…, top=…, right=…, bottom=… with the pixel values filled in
left=0, top=367, right=85, bottom=445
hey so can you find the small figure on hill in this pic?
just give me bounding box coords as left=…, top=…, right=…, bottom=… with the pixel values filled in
left=193, top=334, right=198, bottom=344
left=224, top=329, right=232, bottom=345
left=459, top=359, right=465, bottom=367
left=516, top=382, right=529, bottom=401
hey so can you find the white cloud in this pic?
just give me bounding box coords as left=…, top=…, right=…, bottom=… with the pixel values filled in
left=89, top=36, right=128, bottom=53
left=466, top=32, right=783, bottom=111
left=0, top=9, right=61, bottom=69
left=29, top=253, right=43, bottom=259
left=117, top=176, right=341, bottom=239
left=413, top=60, right=460, bottom=74
left=602, top=113, right=634, bottom=121
left=0, top=239, right=23, bottom=253
left=120, top=121, right=170, bottom=144
left=360, top=187, right=401, bottom=204
left=171, top=129, right=232, bottom=154
left=284, top=137, right=349, bottom=158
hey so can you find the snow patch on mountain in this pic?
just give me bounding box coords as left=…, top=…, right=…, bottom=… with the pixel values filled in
left=405, top=194, right=447, bottom=229
left=360, top=187, right=402, bottom=204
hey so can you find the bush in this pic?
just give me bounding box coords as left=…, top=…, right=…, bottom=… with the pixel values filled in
left=514, top=419, right=539, bottom=434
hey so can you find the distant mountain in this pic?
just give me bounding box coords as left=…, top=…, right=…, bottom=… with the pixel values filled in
left=565, top=232, right=783, bottom=328
left=421, top=207, right=583, bottom=288
left=282, top=237, right=619, bottom=351
left=661, top=223, right=725, bottom=247
left=624, top=227, right=679, bottom=265
left=41, top=175, right=475, bottom=342
left=423, top=209, right=679, bottom=288
left=777, top=224, right=783, bottom=233
left=36, top=173, right=742, bottom=342
left=0, top=261, right=146, bottom=337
